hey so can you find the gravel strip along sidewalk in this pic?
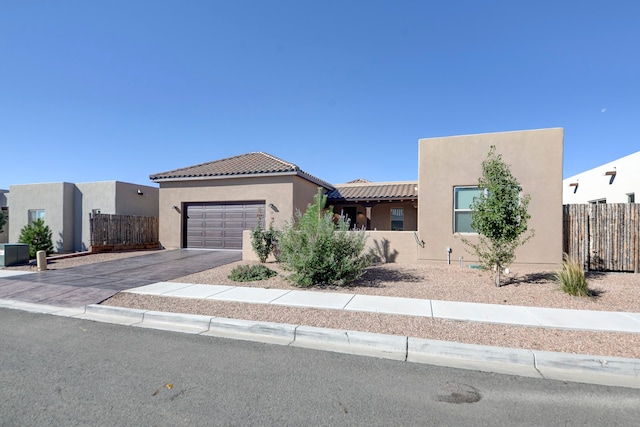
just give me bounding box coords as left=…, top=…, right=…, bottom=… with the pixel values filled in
left=9, top=251, right=640, bottom=359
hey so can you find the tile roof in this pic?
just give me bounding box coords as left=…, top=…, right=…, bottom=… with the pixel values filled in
left=327, top=181, right=418, bottom=202
left=149, top=152, right=333, bottom=189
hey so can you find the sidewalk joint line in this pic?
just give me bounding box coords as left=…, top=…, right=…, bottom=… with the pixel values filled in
left=342, top=294, right=356, bottom=310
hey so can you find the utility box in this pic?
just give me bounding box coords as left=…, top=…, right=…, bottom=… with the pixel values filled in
left=0, top=244, right=30, bottom=267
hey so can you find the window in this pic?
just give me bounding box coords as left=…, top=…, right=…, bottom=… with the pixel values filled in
left=390, top=208, right=404, bottom=231
left=28, top=209, right=45, bottom=224
left=454, top=187, right=483, bottom=233
left=628, top=193, right=635, bottom=203
left=589, top=199, right=606, bottom=205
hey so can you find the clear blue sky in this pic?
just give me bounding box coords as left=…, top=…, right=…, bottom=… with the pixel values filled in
left=1, top=1, right=638, bottom=190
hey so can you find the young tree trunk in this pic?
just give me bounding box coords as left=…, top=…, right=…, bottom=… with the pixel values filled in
left=495, top=264, right=501, bottom=287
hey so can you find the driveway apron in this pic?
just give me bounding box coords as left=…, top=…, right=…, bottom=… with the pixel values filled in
left=0, top=250, right=241, bottom=307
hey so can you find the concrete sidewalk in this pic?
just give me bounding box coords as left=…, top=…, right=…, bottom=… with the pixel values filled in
left=126, top=281, right=640, bottom=334
left=1, top=269, right=639, bottom=389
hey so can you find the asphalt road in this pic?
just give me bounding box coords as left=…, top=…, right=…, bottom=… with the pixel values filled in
left=2, top=308, right=639, bottom=426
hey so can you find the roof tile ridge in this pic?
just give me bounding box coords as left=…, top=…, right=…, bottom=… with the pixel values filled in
left=150, top=152, right=253, bottom=176
left=257, top=152, right=300, bottom=171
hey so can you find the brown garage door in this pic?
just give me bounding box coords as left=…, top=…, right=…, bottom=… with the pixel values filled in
left=185, top=202, right=264, bottom=250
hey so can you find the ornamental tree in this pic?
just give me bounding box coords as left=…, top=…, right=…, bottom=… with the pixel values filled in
left=463, top=146, right=534, bottom=287
left=18, top=218, right=54, bottom=258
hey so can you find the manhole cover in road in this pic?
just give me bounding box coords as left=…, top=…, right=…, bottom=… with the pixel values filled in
left=435, top=382, right=482, bottom=404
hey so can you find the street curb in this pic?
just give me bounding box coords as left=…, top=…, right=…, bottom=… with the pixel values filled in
left=407, top=338, right=541, bottom=378
left=6, top=303, right=640, bottom=389
left=0, top=298, right=85, bottom=317
left=204, top=317, right=298, bottom=345
left=292, top=325, right=407, bottom=361
left=138, top=310, right=212, bottom=334
left=79, top=304, right=146, bottom=325
left=533, top=350, right=640, bottom=389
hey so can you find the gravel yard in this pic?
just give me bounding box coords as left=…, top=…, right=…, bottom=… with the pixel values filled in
left=8, top=250, right=640, bottom=359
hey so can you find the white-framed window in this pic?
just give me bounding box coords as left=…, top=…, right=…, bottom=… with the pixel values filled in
left=589, top=198, right=606, bottom=204
left=390, top=208, right=404, bottom=231
left=28, top=209, right=45, bottom=224
left=453, top=187, right=483, bottom=233
left=628, top=193, right=635, bottom=203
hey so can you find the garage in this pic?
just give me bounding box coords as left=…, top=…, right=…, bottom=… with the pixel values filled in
left=185, top=202, right=264, bottom=250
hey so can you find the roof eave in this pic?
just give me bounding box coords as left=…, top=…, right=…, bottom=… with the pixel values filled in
left=150, top=170, right=334, bottom=190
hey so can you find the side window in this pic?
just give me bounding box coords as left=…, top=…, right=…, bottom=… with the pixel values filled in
left=28, top=209, right=45, bottom=224
left=390, top=208, right=404, bottom=231
left=453, top=187, right=482, bottom=233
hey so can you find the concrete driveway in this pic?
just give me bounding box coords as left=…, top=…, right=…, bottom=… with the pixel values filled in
left=0, top=249, right=241, bottom=307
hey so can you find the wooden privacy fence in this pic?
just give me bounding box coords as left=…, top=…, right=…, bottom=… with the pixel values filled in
left=89, top=213, right=159, bottom=253
left=563, top=204, right=640, bottom=272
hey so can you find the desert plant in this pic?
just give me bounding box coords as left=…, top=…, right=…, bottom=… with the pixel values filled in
left=277, top=188, right=370, bottom=287
left=18, top=218, right=54, bottom=258
left=228, top=264, right=277, bottom=282
left=555, top=254, right=592, bottom=297
left=461, top=146, right=534, bottom=287
left=251, top=211, right=277, bottom=263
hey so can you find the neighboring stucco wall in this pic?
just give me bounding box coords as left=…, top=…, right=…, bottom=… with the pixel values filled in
left=562, top=151, right=640, bottom=204
left=418, top=128, right=564, bottom=268
left=74, top=181, right=159, bottom=251
left=157, top=175, right=300, bottom=250
left=8, top=182, right=75, bottom=252
left=114, top=181, right=159, bottom=216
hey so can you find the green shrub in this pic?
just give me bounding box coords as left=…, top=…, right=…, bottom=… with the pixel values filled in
left=251, top=213, right=277, bottom=263
left=18, top=218, right=54, bottom=258
left=0, top=210, right=7, bottom=234
left=555, top=254, right=592, bottom=297
left=277, top=188, right=370, bottom=287
left=228, top=264, right=277, bottom=282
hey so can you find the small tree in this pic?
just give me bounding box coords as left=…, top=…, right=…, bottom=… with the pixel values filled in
left=462, top=146, right=534, bottom=287
left=0, top=210, right=6, bottom=234
left=18, top=218, right=54, bottom=258
left=277, top=188, right=370, bottom=287
left=251, top=210, right=276, bottom=263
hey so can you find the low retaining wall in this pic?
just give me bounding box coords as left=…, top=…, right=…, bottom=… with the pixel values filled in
left=90, top=242, right=161, bottom=253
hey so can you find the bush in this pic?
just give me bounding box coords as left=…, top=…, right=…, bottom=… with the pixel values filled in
left=555, top=254, right=592, bottom=297
left=251, top=213, right=277, bottom=263
left=277, top=188, right=370, bottom=287
left=18, top=218, right=54, bottom=258
left=228, top=264, right=277, bottom=282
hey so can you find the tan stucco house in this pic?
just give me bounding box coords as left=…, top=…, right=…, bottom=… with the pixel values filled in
left=151, top=128, right=564, bottom=268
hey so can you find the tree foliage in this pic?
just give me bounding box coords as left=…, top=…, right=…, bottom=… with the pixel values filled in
left=463, top=146, right=534, bottom=286
left=18, top=218, right=54, bottom=258
left=251, top=210, right=276, bottom=263
left=277, top=188, right=370, bottom=287
left=0, top=210, right=6, bottom=234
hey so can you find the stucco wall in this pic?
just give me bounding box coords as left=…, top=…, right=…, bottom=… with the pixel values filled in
left=75, top=181, right=158, bottom=251
left=157, top=175, right=301, bottom=249
left=562, top=151, right=640, bottom=204
left=417, top=128, right=564, bottom=268
left=8, top=182, right=75, bottom=252
left=292, top=178, right=326, bottom=219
